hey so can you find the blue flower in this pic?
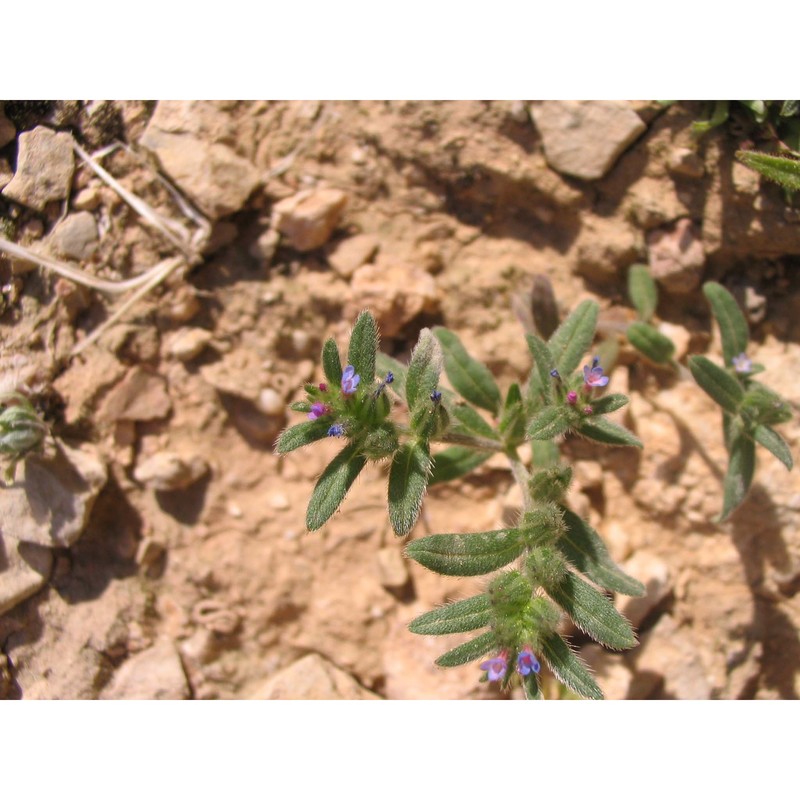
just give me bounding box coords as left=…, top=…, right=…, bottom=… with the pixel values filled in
left=583, top=356, right=609, bottom=388
left=430, top=390, right=442, bottom=403
left=327, top=424, right=344, bottom=437
left=516, top=647, right=541, bottom=676
left=385, top=372, right=394, bottom=384
left=732, top=353, right=752, bottom=374
left=341, top=365, right=361, bottom=396
left=479, top=653, right=508, bottom=682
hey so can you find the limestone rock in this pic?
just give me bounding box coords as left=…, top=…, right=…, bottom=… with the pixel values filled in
left=647, top=217, right=705, bottom=293
left=575, top=213, right=639, bottom=282
left=530, top=101, right=646, bottom=180
left=101, top=638, right=190, bottom=699
left=2, top=127, right=75, bottom=210
left=581, top=644, right=634, bottom=700
left=271, top=188, right=348, bottom=252
left=133, top=451, right=208, bottom=492
left=327, top=233, right=380, bottom=277
left=166, top=327, right=213, bottom=361
left=99, top=367, right=172, bottom=423
left=48, top=211, right=99, bottom=261
left=668, top=147, right=705, bottom=179
left=249, top=653, right=380, bottom=700
left=616, top=552, right=672, bottom=628
left=0, top=440, right=107, bottom=548
left=0, top=539, right=53, bottom=616
left=376, top=547, right=409, bottom=589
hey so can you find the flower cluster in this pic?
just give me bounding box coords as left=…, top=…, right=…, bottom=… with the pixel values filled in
left=479, top=646, right=541, bottom=683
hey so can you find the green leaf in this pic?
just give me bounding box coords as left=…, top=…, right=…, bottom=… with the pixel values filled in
left=692, top=100, right=729, bottom=136
left=539, top=632, right=603, bottom=700
left=406, top=528, right=526, bottom=576
left=740, top=382, right=793, bottom=426
left=751, top=425, right=793, bottom=471
left=577, top=417, right=642, bottom=448
left=499, top=383, right=526, bottom=446
left=735, top=150, right=800, bottom=192
left=548, top=300, right=599, bottom=376
left=435, top=630, right=497, bottom=668
left=702, top=282, right=749, bottom=367
left=408, top=594, right=492, bottom=636
left=627, top=321, right=675, bottom=365
left=433, top=328, right=501, bottom=414
left=450, top=404, right=498, bottom=439
left=741, top=100, right=767, bottom=124
left=376, top=352, right=407, bottom=399
left=526, top=333, right=556, bottom=403
left=275, top=419, right=332, bottom=454
left=719, top=429, right=756, bottom=522
left=347, top=310, right=379, bottom=386
left=321, top=337, right=343, bottom=386
left=589, top=393, right=629, bottom=416
left=388, top=441, right=431, bottom=536
left=530, top=439, right=560, bottom=467
left=688, top=355, right=745, bottom=414
left=780, top=100, right=800, bottom=117
left=546, top=571, right=637, bottom=650
left=627, top=264, right=658, bottom=322
left=306, top=442, right=367, bottom=531
left=405, top=329, right=443, bottom=413
left=528, top=406, right=571, bottom=440
left=429, top=446, right=493, bottom=485
left=558, top=509, right=646, bottom=597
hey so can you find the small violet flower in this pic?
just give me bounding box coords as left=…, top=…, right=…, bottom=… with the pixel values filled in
left=341, top=365, right=360, bottom=396
left=385, top=372, right=394, bottom=384
left=373, top=372, right=395, bottom=398
left=732, top=353, right=752, bottom=374
left=479, top=653, right=508, bottom=682
left=327, top=423, right=344, bottom=437
left=318, top=382, right=328, bottom=392
left=516, top=647, right=541, bottom=677
left=430, top=390, right=442, bottom=403
left=550, top=369, right=560, bottom=379
left=307, top=402, right=330, bottom=421
left=583, top=356, right=609, bottom=388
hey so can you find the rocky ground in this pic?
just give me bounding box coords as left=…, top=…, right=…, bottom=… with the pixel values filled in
left=0, top=100, right=798, bottom=700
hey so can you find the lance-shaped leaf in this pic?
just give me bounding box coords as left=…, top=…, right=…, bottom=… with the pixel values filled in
left=499, top=383, right=526, bottom=445
left=276, top=419, right=332, bottom=454
left=577, top=417, right=642, bottom=448
left=429, top=446, right=493, bottom=485
left=752, top=425, right=793, bottom=471
left=735, top=150, right=800, bottom=192
left=740, top=382, right=793, bottom=426
left=306, top=441, right=367, bottom=530
left=546, top=571, right=637, bottom=650
left=627, top=264, right=658, bottom=322
left=376, top=352, right=407, bottom=399
left=435, top=630, right=497, bottom=668
left=528, top=406, right=571, bottom=440
left=589, top=393, right=629, bottom=416
left=539, top=631, right=603, bottom=700
left=548, top=299, right=599, bottom=376
left=434, top=328, right=501, bottom=414
left=627, top=321, right=675, bottom=365
left=719, top=429, right=756, bottom=522
left=388, top=441, right=431, bottom=536
left=406, top=528, right=526, bottom=576
left=406, top=328, right=443, bottom=412
left=702, top=282, right=749, bottom=367
left=558, top=509, right=645, bottom=597
left=450, top=403, right=499, bottom=439
left=526, top=333, right=557, bottom=403
left=321, top=337, right=343, bottom=386
left=688, top=355, right=744, bottom=414
left=531, top=439, right=560, bottom=467
left=347, top=310, right=379, bottom=386
left=408, top=594, right=492, bottom=636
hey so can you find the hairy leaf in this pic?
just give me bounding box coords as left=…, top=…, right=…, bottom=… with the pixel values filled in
left=526, top=333, right=557, bottom=403
left=577, top=417, right=643, bottom=448
left=528, top=406, right=571, bottom=440
left=321, top=337, right=343, bottom=386
left=406, top=528, right=526, bottom=576
left=406, top=329, right=443, bottom=412
left=530, top=439, right=560, bottom=467
left=306, top=442, right=367, bottom=530
left=735, top=150, right=800, bottom=192
left=688, top=355, right=744, bottom=414
left=435, top=630, right=497, bottom=668
left=450, top=403, right=498, bottom=439
left=408, top=594, right=492, bottom=636
left=276, top=419, right=332, bottom=454
left=347, top=310, right=379, bottom=386
left=702, top=282, right=749, bottom=367
left=499, top=383, right=526, bottom=446
left=434, top=328, right=501, bottom=414
left=719, top=429, right=756, bottom=522
left=589, top=393, right=629, bottom=416
left=429, top=446, right=493, bottom=485
left=388, top=441, right=431, bottom=536
left=752, top=425, right=793, bottom=471
left=548, top=300, right=599, bottom=376
left=539, top=631, right=603, bottom=700
left=627, top=321, right=675, bottom=365
left=740, top=382, right=793, bottom=426
left=627, top=264, right=658, bottom=322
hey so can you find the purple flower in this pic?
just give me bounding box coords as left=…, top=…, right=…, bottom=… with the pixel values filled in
left=583, top=356, right=609, bottom=388
left=327, top=423, right=344, bottom=437
left=385, top=372, right=394, bottom=384
left=479, top=653, right=508, bottom=682
left=732, top=353, right=752, bottom=374
left=550, top=369, right=560, bottom=379
left=318, top=382, right=328, bottom=392
left=567, top=390, right=578, bottom=405
left=341, top=365, right=360, bottom=396
left=516, top=647, right=541, bottom=676
left=373, top=372, right=395, bottom=398
left=307, top=402, right=330, bottom=421
left=430, top=390, right=442, bottom=403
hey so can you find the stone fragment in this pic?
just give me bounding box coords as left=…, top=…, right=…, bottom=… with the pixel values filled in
left=248, top=228, right=280, bottom=263
left=100, top=638, right=190, bottom=699
left=574, top=214, right=638, bottom=282
left=166, top=327, right=213, bottom=361
left=376, top=547, right=410, bottom=589
left=248, top=653, right=380, bottom=700
left=271, top=188, right=348, bottom=252
left=530, top=101, right=646, bottom=180
left=48, top=211, right=98, bottom=261
left=133, top=451, right=208, bottom=492
left=647, top=217, right=705, bottom=293
left=2, top=127, right=75, bottom=210
left=0, top=539, right=53, bottom=616
left=581, top=645, right=634, bottom=700
left=668, top=147, right=705, bottom=179
left=346, top=258, right=439, bottom=338
left=99, top=367, right=172, bottom=423
left=0, top=440, right=107, bottom=548
left=200, top=348, right=264, bottom=402
left=656, top=321, right=691, bottom=361
left=257, top=388, right=285, bottom=416
left=327, top=233, right=380, bottom=278
left=616, top=552, right=672, bottom=628
left=0, top=104, right=15, bottom=148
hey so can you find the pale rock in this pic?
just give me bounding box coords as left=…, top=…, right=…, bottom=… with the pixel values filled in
left=48, top=211, right=99, bottom=261
left=647, top=217, right=705, bottom=294
left=101, top=638, right=190, bottom=699
left=191, top=598, right=241, bottom=635
left=166, top=327, right=212, bottom=361
left=581, top=644, right=634, bottom=700
left=249, top=653, right=380, bottom=700
left=99, top=366, right=172, bottom=423
left=2, top=127, right=75, bottom=210
left=530, top=101, right=646, bottom=180
left=0, top=539, right=53, bottom=615
left=0, top=440, right=107, bottom=548
left=616, top=552, right=672, bottom=628
left=668, top=147, right=705, bottom=179
left=72, top=185, right=102, bottom=211
left=200, top=348, right=264, bottom=402
left=249, top=228, right=280, bottom=263
left=376, top=547, right=409, bottom=589
left=257, top=388, right=285, bottom=416
left=572, top=460, right=603, bottom=491
left=327, top=233, right=380, bottom=278
left=574, top=213, right=638, bottom=282
left=0, top=104, right=15, bottom=148
left=624, top=175, right=691, bottom=229
left=657, top=321, right=691, bottom=361
left=133, top=451, right=208, bottom=491
left=271, top=188, right=348, bottom=252
left=268, top=492, right=290, bottom=511
left=508, top=100, right=530, bottom=124
left=744, top=285, right=767, bottom=325
left=347, top=258, right=439, bottom=338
